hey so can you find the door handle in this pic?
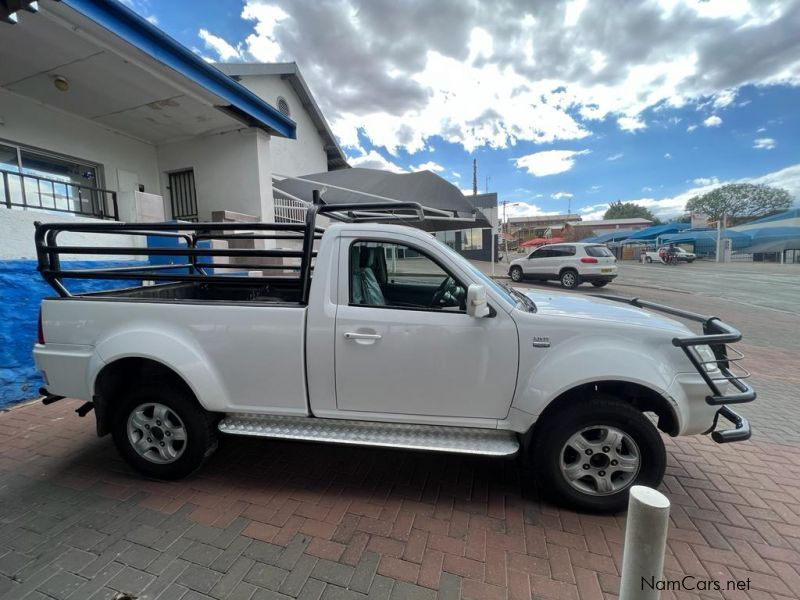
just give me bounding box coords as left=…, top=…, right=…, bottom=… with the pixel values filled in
left=344, top=332, right=382, bottom=340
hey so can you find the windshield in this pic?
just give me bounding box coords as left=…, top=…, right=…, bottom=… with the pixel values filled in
left=431, top=236, right=516, bottom=306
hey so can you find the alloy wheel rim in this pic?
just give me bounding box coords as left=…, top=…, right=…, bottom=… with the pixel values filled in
left=127, top=402, right=187, bottom=464
left=563, top=273, right=575, bottom=286
left=559, top=425, right=640, bottom=496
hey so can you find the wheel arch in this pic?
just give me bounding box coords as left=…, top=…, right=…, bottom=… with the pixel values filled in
left=93, top=357, right=207, bottom=436
left=523, top=379, right=679, bottom=451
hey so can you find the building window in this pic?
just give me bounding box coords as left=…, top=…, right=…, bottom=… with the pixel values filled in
left=277, top=96, right=291, bottom=117
left=461, top=228, right=483, bottom=251
left=435, top=230, right=457, bottom=249
left=1, top=140, right=114, bottom=219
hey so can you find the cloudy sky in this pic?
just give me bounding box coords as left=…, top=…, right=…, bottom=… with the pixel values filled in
left=126, top=0, right=799, bottom=220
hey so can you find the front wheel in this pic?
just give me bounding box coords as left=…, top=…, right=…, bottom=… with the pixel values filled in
left=560, top=269, right=579, bottom=289
left=112, top=384, right=218, bottom=479
left=531, top=397, right=666, bottom=512
left=509, top=266, right=523, bottom=282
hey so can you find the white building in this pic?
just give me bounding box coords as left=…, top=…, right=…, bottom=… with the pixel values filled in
left=0, top=0, right=346, bottom=259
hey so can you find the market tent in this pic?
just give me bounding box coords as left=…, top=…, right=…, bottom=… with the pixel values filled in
left=624, top=223, right=690, bottom=241
left=660, top=229, right=751, bottom=254
left=743, top=227, right=800, bottom=253
left=273, top=168, right=491, bottom=232
left=578, top=230, right=634, bottom=244
left=731, top=208, right=800, bottom=232
left=521, top=236, right=564, bottom=248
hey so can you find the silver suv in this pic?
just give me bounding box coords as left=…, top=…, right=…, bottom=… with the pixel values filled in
left=509, top=243, right=618, bottom=289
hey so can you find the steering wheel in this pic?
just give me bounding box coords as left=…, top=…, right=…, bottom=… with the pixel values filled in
left=430, top=276, right=456, bottom=307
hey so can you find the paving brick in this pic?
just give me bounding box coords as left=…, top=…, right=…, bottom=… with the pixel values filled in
left=349, top=550, right=380, bottom=593
left=108, top=564, right=157, bottom=594
left=311, top=558, right=354, bottom=587
left=176, top=563, right=223, bottom=594
left=319, top=585, right=365, bottom=600
left=388, top=580, right=436, bottom=600
left=437, top=572, right=461, bottom=600
left=297, top=577, right=327, bottom=600
left=279, top=553, right=317, bottom=597
left=181, top=542, right=223, bottom=567
left=244, top=561, right=288, bottom=590
left=37, top=570, right=87, bottom=600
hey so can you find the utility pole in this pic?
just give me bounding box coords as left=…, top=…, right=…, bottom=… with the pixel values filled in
left=501, top=200, right=510, bottom=263
left=472, top=159, right=477, bottom=196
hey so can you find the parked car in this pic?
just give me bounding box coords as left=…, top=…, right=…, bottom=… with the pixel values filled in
left=508, top=243, right=618, bottom=288
left=643, top=246, right=697, bottom=263
left=33, top=204, right=754, bottom=511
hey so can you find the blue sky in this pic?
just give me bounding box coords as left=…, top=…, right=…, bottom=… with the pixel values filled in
left=124, top=0, right=800, bottom=220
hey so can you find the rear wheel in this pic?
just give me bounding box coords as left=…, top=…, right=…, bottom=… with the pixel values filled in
left=509, top=266, right=523, bottom=282
left=112, top=384, right=218, bottom=479
left=560, top=269, right=579, bottom=289
left=645, top=256, right=653, bottom=263
left=531, top=397, right=666, bottom=512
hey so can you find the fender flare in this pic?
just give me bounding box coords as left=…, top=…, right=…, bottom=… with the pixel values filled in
left=513, top=338, right=681, bottom=428
left=92, top=327, right=229, bottom=411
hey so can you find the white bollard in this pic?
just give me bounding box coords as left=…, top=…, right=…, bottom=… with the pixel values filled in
left=619, top=486, right=671, bottom=600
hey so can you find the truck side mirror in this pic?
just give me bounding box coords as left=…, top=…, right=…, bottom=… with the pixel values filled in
left=466, top=284, right=490, bottom=318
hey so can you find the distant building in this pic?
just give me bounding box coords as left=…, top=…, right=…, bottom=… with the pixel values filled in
left=566, top=217, right=653, bottom=238
left=507, top=214, right=582, bottom=241
left=434, top=192, right=498, bottom=261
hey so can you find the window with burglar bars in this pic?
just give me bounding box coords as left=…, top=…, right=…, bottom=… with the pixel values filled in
left=168, top=169, right=198, bottom=221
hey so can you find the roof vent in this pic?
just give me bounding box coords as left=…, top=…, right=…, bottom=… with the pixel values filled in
left=277, top=96, right=290, bottom=117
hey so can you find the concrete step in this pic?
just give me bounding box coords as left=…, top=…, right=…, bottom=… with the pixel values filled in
left=218, top=413, right=520, bottom=456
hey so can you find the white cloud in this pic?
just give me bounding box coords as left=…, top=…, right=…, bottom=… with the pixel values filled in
left=451, top=171, right=461, bottom=178
left=756, top=127, right=766, bottom=132
left=505, top=203, right=552, bottom=219
left=199, top=28, right=243, bottom=61
left=576, top=162, right=800, bottom=221
left=145, top=14, right=159, bottom=25
left=607, top=153, right=624, bottom=161
left=206, top=0, right=800, bottom=156
left=348, top=149, right=406, bottom=173
left=692, top=177, right=720, bottom=186
left=686, top=124, right=698, bottom=132
left=753, top=137, right=776, bottom=150
left=642, top=186, right=653, bottom=192
left=617, top=116, right=646, bottom=132
left=664, top=153, right=672, bottom=159
left=703, top=115, right=723, bottom=127
left=410, top=161, right=445, bottom=172
left=514, top=149, right=590, bottom=177
left=551, top=192, right=573, bottom=199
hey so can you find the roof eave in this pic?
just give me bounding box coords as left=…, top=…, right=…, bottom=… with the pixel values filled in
left=59, top=0, right=296, bottom=139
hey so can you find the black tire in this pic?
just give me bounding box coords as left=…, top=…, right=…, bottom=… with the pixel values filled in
left=509, top=266, right=523, bottom=282
left=591, top=281, right=609, bottom=288
left=645, top=256, right=653, bottom=263
left=530, top=396, right=666, bottom=512
left=559, top=269, right=580, bottom=289
left=112, top=384, right=218, bottom=479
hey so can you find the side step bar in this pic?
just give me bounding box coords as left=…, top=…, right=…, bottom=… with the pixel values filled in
left=218, top=414, right=520, bottom=456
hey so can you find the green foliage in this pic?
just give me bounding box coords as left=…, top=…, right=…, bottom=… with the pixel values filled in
left=603, top=201, right=660, bottom=224
left=685, top=183, right=792, bottom=221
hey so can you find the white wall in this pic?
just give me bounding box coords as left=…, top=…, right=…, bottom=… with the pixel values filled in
left=235, top=75, right=328, bottom=177
left=0, top=208, right=139, bottom=260
left=0, top=89, right=160, bottom=196
left=157, top=128, right=274, bottom=221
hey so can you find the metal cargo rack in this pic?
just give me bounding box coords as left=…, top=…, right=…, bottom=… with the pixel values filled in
left=34, top=194, right=464, bottom=304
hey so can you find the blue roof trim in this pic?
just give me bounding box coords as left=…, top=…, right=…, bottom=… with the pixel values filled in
left=60, top=0, right=296, bottom=139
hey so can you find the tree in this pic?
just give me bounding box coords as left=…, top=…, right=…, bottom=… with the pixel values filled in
left=603, top=201, right=660, bottom=224
left=685, top=183, right=792, bottom=223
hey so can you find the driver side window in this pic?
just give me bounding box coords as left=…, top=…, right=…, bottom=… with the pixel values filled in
left=349, top=240, right=466, bottom=312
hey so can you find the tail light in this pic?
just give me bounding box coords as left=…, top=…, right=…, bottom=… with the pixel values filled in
left=37, top=309, right=45, bottom=345
left=580, top=257, right=598, bottom=263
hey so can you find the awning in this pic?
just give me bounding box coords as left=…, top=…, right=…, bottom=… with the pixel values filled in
left=273, top=168, right=491, bottom=232
left=521, top=236, right=564, bottom=248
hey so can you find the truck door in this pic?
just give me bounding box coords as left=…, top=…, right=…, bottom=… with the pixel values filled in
left=333, top=237, right=518, bottom=420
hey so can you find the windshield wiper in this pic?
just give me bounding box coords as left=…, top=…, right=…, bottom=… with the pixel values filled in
left=499, top=280, right=537, bottom=312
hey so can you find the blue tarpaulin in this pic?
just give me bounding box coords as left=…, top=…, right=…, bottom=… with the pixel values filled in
left=624, top=223, right=690, bottom=241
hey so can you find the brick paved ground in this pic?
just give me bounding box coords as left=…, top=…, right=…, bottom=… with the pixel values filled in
left=2, top=277, right=800, bottom=599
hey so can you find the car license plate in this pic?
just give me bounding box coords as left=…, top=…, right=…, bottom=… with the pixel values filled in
left=601, top=268, right=612, bottom=273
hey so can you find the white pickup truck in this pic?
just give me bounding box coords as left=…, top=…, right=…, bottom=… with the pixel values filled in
left=33, top=201, right=754, bottom=511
